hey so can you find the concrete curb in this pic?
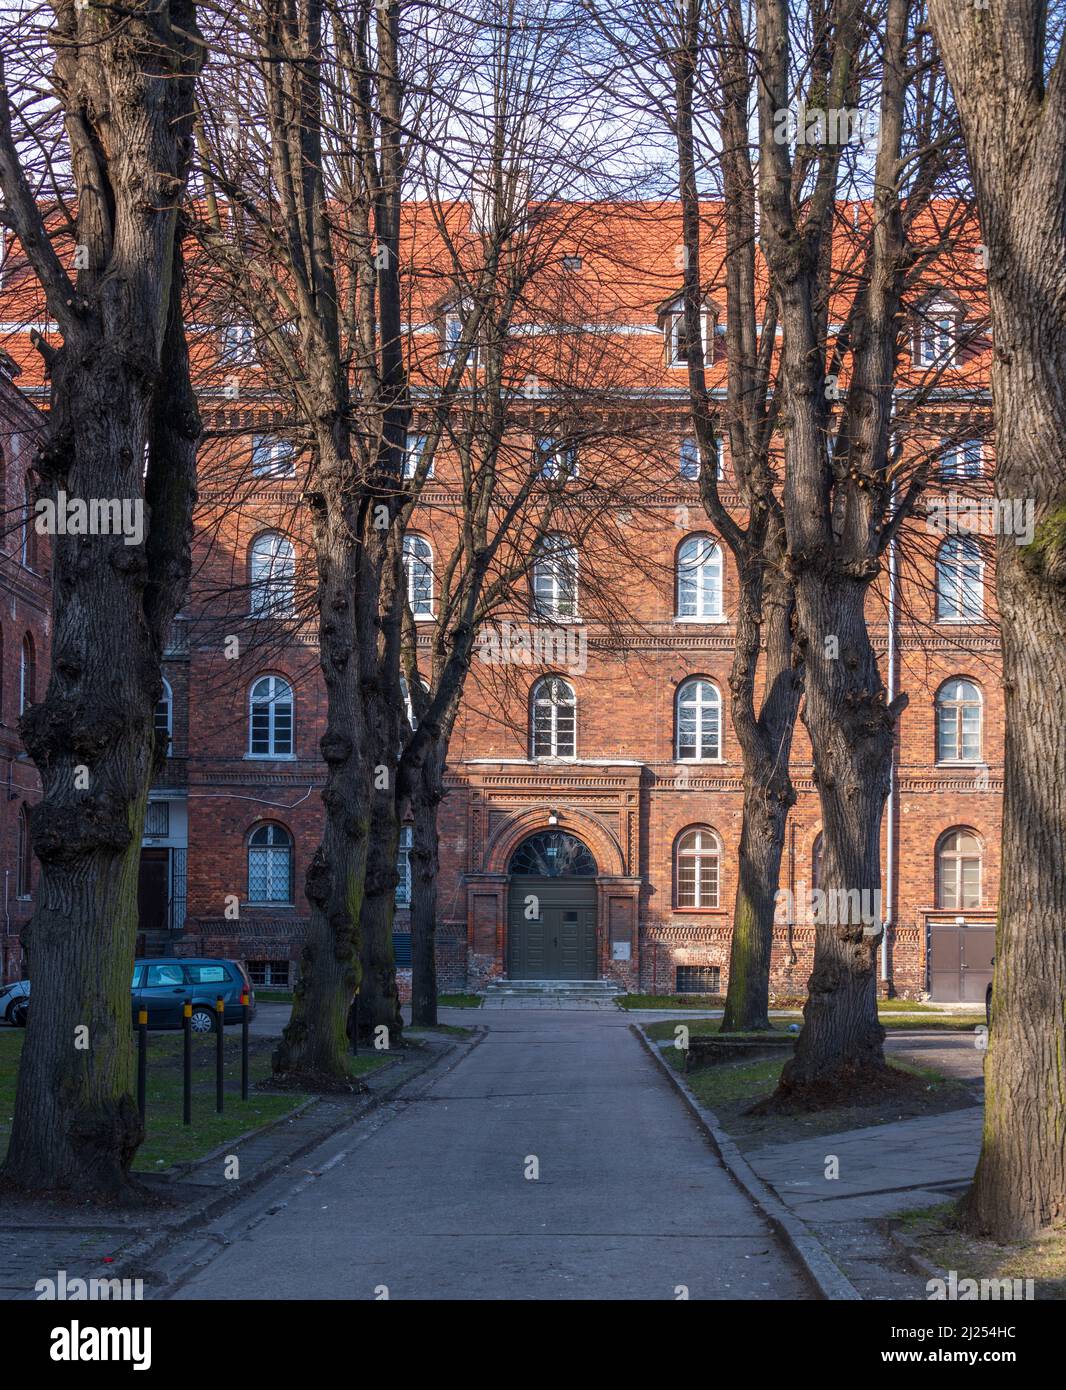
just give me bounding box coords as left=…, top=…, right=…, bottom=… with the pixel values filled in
left=93, top=1030, right=482, bottom=1294
left=632, top=1022, right=862, bottom=1302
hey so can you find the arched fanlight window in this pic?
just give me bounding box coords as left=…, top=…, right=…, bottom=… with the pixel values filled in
left=936, top=679, right=982, bottom=763
left=509, top=831, right=597, bottom=877
left=155, top=677, right=173, bottom=755
left=247, top=822, right=294, bottom=903
left=19, top=633, right=35, bottom=714
left=16, top=805, right=32, bottom=898
left=249, top=533, right=295, bottom=617
left=675, top=827, right=721, bottom=908
left=249, top=676, right=294, bottom=756
left=936, top=538, right=983, bottom=621
left=677, top=536, right=723, bottom=619
left=676, top=678, right=721, bottom=760
left=936, top=828, right=982, bottom=910
left=403, top=535, right=434, bottom=617
left=531, top=675, right=576, bottom=758
left=532, top=534, right=579, bottom=620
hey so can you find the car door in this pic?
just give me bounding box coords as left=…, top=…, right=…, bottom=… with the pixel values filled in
left=140, top=961, right=190, bottom=1026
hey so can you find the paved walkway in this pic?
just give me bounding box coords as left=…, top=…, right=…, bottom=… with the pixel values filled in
left=166, top=1009, right=810, bottom=1300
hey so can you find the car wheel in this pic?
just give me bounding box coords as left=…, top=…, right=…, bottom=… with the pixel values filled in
left=10, top=1000, right=28, bottom=1027
left=189, top=1006, right=215, bottom=1035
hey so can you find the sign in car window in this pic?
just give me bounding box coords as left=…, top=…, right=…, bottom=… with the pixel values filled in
left=188, top=965, right=228, bottom=984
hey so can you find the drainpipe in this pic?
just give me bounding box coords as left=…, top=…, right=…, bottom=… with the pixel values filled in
left=884, top=470, right=898, bottom=990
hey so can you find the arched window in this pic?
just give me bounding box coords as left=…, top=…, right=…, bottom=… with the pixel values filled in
left=936, top=538, right=983, bottom=621
left=395, top=825, right=413, bottom=906
left=675, top=827, right=721, bottom=908
left=532, top=534, right=579, bottom=620
left=155, top=677, right=173, bottom=755
left=21, top=474, right=37, bottom=569
left=676, top=678, right=721, bottom=760
left=677, top=536, right=723, bottom=619
left=19, top=633, right=35, bottom=714
left=936, top=679, right=982, bottom=763
left=937, top=828, right=982, bottom=910
left=249, top=676, right=294, bottom=756
left=16, top=805, right=32, bottom=898
left=403, top=535, right=434, bottom=617
left=249, top=533, right=295, bottom=617
left=811, top=832, right=824, bottom=891
left=509, top=830, right=597, bottom=877
left=531, top=675, right=576, bottom=758
left=247, top=823, right=294, bottom=903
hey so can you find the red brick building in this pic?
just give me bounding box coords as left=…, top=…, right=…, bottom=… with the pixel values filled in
left=1, top=202, right=1002, bottom=1002
left=0, top=354, right=48, bottom=983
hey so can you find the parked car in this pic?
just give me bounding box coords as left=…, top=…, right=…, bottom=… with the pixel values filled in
left=0, top=979, right=29, bottom=1026
left=132, top=959, right=256, bottom=1033
left=2, top=960, right=255, bottom=1034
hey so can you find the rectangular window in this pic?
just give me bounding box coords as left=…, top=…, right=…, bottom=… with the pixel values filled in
left=402, top=434, right=432, bottom=481
left=144, top=801, right=170, bottom=838
left=185, top=963, right=229, bottom=985
left=395, top=827, right=412, bottom=906
left=220, top=324, right=254, bottom=366
left=246, top=960, right=291, bottom=988
left=675, top=965, right=721, bottom=994
left=251, top=435, right=296, bottom=479
left=393, top=933, right=412, bottom=968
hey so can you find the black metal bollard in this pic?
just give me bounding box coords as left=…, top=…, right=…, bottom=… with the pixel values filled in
left=136, top=1008, right=148, bottom=1121
left=215, top=996, right=225, bottom=1114
left=240, top=990, right=250, bottom=1101
left=183, top=1002, right=192, bottom=1126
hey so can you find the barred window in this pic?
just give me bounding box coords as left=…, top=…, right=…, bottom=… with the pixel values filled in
left=403, top=535, right=434, bottom=617
left=531, top=675, right=576, bottom=758
left=676, top=965, right=721, bottom=994
left=249, top=675, right=294, bottom=757
left=247, top=823, right=294, bottom=904
left=396, top=825, right=413, bottom=907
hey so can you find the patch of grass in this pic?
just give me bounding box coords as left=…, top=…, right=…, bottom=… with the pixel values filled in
left=617, top=993, right=723, bottom=1011
left=896, top=1204, right=1066, bottom=1300
left=880, top=1015, right=985, bottom=1031
left=663, top=1047, right=975, bottom=1153
left=437, top=993, right=483, bottom=1009
left=0, top=1029, right=393, bottom=1174
left=406, top=1023, right=475, bottom=1040
left=253, top=990, right=294, bottom=1003
left=644, top=1018, right=791, bottom=1045
left=877, top=999, right=939, bottom=1012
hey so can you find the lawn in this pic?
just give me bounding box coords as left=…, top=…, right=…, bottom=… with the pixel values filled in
left=617, top=993, right=726, bottom=1010
left=897, top=1202, right=1066, bottom=1300
left=437, top=993, right=483, bottom=1009
left=0, top=1029, right=393, bottom=1173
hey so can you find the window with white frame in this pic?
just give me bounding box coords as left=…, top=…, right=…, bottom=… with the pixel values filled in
left=535, top=437, right=579, bottom=482
left=677, top=536, right=723, bottom=619
left=936, top=678, right=982, bottom=763
left=532, top=534, right=579, bottom=620
left=155, top=677, right=173, bottom=755
left=396, top=825, right=413, bottom=906
left=665, top=301, right=710, bottom=366
left=19, top=633, right=35, bottom=714
left=917, top=302, right=958, bottom=367
left=220, top=323, right=255, bottom=366
left=251, top=435, right=296, bottom=479
left=249, top=533, right=295, bottom=617
left=936, top=828, right=982, bottom=910
left=531, top=675, right=576, bottom=758
left=939, top=439, right=982, bottom=478
left=249, top=675, right=294, bottom=757
left=936, top=538, right=984, bottom=621
left=247, top=823, right=294, bottom=903
left=676, top=678, right=721, bottom=759
left=403, top=535, right=434, bottom=617
left=16, top=804, right=31, bottom=897
left=675, top=827, right=721, bottom=908
left=402, top=433, right=432, bottom=480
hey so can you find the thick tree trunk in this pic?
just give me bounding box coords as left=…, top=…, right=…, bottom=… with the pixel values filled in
left=410, top=743, right=445, bottom=1027
left=722, top=784, right=791, bottom=1033
left=273, top=449, right=370, bottom=1086
left=356, top=798, right=403, bottom=1047
left=0, top=3, right=202, bottom=1196
left=778, top=576, right=894, bottom=1092
left=924, top=0, right=1066, bottom=1242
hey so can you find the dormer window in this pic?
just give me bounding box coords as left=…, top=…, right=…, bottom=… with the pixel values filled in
left=915, top=296, right=964, bottom=368
left=535, top=437, right=579, bottom=482
left=220, top=323, right=255, bottom=367
left=562, top=255, right=582, bottom=272
left=251, top=435, right=296, bottom=479
left=441, top=300, right=474, bottom=367
left=660, top=295, right=719, bottom=368
left=679, top=435, right=725, bottom=481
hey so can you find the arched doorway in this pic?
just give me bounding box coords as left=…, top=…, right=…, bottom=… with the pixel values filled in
left=507, top=831, right=598, bottom=979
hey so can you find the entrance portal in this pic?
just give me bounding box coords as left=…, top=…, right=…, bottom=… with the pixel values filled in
left=507, top=831, right=597, bottom=980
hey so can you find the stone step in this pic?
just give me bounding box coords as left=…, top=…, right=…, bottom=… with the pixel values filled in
left=485, top=979, right=622, bottom=996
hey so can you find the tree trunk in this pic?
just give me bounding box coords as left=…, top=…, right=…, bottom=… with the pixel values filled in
left=778, top=575, right=894, bottom=1092
left=273, top=444, right=370, bottom=1086
left=356, top=792, right=403, bottom=1047
left=925, top=0, right=1066, bottom=1241
left=0, top=2, right=202, bottom=1196
left=410, top=742, right=445, bottom=1027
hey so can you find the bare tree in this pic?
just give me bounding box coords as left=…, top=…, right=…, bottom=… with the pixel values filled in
left=925, top=0, right=1066, bottom=1241
left=0, top=0, right=203, bottom=1193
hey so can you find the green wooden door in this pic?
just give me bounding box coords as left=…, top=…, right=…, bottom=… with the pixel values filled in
left=508, top=876, right=597, bottom=979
